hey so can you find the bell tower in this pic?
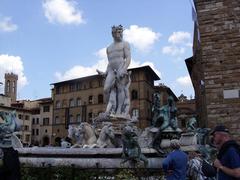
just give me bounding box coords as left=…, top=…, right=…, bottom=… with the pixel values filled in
left=4, top=73, right=18, bottom=102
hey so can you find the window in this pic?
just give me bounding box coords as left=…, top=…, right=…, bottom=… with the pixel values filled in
left=45, top=129, right=48, bottom=133
left=62, top=99, right=67, bottom=107
left=131, top=74, right=136, bottom=81
left=76, top=82, right=82, bottom=90
left=69, top=99, right=75, bottom=107
left=76, top=114, right=81, bottom=122
left=88, top=112, right=93, bottom=122
left=32, top=118, right=35, bottom=124
left=32, top=129, right=35, bottom=135
left=89, top=96, right=93, bottom=104
left=56, top=101, right=61, bottom=108
left=98, top=94, right=103, bottom=104
left=25, top=135, right=30, bottom=142
left=132, top=109, right=139, bottom=118
left=98, top=80, right=103, bottom=87
left=56, top=87, right=60, bottom=94
left=24, top=125, right=29, bottom=131
left=36, top=118, right=39, bottom=124
left=18, top=114, right=22, bottom=119
left=25, top=115, right=29, bottom=120
left=76, top=98, right=82, bottom=106
left=43, top=118, right=49, bottom=125
left=43, top=105, right=50, bottom=112
left=7, top=80, right=10, bottom=93
left=55, top=116, right=60, bottom=124
left=69, top=115, right=74, bottom=123
left=69, top=83, right=75, bottom=92
left=131, top=90, right=138, bottom=100
left=36, top=129, right=39, bottom=136
left=89, top=81, right=93, bottom=88
left=12, top=81, right=16, bottom=93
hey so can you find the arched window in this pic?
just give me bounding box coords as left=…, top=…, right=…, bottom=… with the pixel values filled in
left=69, top=98, right=75, bottom=107
left=62, top=99, right=67, bottom=107
left=76, top=98, right=82, bottom=106
left=12, top=81, right=16, bottom=93
left=76, top=114, right=81, bottom=122
left=132, top=108, right=139, bottom=118
left=131, top=90, right=138, bottom=100
left=98, top=94, right=103, bottom=104
left=56, top=101, right=61, bottom=108
left=55, top=116, right=60, bottom=124
left=7, top=80, right=10, bottom=92
left=89, top=96, right=93, bottom=104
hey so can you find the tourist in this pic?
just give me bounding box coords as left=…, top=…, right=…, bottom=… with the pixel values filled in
left=162, top=139, right=188, bottom=180
left=211, top=125, right=240, bottom=179
left=97, top=25, right=131, bottom=115
left=187, top=150, right=207, bottom=180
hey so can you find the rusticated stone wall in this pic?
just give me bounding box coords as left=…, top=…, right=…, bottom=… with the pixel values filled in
left=194, top=0, right=240, bottom=141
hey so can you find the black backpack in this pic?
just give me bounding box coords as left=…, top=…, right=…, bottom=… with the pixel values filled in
left=202, top=160, right=217, bottom=177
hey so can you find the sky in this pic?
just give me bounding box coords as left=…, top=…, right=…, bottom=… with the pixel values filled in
left=0, top=0, right=195, bottom=100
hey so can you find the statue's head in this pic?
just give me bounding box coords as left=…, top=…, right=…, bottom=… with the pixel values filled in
left=111, top=25, right=123, bottom=42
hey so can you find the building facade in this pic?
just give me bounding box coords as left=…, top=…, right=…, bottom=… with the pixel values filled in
left=187, top=0, right=240, bottom=141
left=29, top=98, right=53, bottom=146
left=177, top=94, right=196, bottom=129
left=0, top=94, right=11, bottom=107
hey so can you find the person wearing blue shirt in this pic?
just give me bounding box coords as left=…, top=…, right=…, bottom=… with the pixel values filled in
left=212, top=125, right=240, bottom=180
left=162, top=139, right=188, bottom=180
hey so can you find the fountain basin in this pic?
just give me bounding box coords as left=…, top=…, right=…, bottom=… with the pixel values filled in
left=17, top=147, right=163, bottom=168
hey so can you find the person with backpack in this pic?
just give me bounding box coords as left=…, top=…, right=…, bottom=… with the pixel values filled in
left=211, top=125, right=240, bottom=179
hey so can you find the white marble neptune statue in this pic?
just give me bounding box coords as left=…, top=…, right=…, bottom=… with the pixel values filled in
left=97, top=25, right=131, bottom=118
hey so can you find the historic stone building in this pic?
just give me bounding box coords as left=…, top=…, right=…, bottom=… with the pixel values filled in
left=186, top=0, right=240, bottom=141
left=31, top=98, right=53, bottom=146
left=4, top=73, right=18, bottom=102
left=0, top=73, right=53, bottom=146
left=177, top=94, right=196, bottom=129
left=51, top=66, right=160, bottom=141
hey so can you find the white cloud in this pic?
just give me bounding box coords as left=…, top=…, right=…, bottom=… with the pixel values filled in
left=54, top=58, right=107, bottom=81
left=0, top=17, right=18, bottom=32
left=42, top=0, right=85, bottom=25
left=168, top=31, right=191, bottom=45
left=0, top=55, right=28, bottom=92
left=162, top=31, right=192, bottom=57
left=162, top=46, right=185, bottom=56
left=55, top=48, right=161, bottom=82
left=95, top=48, right=107, bottom=59
left=124, top=25, right=161, bottom=52
left=176, top=75, right=192, bottom=87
